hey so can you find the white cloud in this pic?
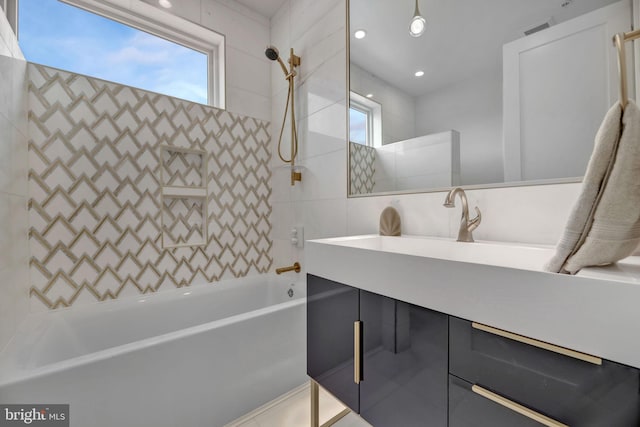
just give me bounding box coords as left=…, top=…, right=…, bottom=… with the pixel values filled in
left=105, top=32, right=176, bottom=65
left=106, top=45, right=171, bottom=65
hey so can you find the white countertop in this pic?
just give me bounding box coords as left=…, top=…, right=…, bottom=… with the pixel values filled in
left=307, top=235, right=640, bottom=369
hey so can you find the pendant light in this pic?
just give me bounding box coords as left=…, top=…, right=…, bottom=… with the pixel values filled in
left=409, top=0, right=426, bottom=37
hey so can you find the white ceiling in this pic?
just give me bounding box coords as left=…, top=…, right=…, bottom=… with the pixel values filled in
left=233, top=0, right=288, bottom=18
left=142, top=0, right=287, bottom=19
left=350, top=0, right=622, bottom=96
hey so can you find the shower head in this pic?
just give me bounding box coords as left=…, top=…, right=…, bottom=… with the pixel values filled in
left=265, top=45, right=280, bottom=61
left=265, top=45, right=290, bottom=77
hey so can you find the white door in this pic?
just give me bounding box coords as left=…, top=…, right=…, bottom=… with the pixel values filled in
left=503, top=0, right=633, bottom=182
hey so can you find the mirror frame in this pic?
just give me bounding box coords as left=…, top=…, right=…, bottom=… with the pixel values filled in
left=345, top=0, right=640, bottom=198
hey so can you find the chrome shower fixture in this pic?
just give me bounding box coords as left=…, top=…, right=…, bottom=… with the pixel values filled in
left=266, top=45, right=302, bottom=185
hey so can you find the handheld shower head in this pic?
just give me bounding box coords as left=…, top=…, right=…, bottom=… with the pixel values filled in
left=265, top=45, right=290, bottom=77
left=265, top=45, right=280, bottom=61
left=270, top=45, right=302, bottom=185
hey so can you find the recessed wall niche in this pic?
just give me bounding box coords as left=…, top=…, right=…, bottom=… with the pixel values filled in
left=160, top=146, right=208, bottom=249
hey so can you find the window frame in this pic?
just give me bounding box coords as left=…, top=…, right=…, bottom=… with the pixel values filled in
left=2, top=0, right=18, bottom=35
left=350, top=91, right=382, bottom=147
left=54, top=0, right=225, bottom=108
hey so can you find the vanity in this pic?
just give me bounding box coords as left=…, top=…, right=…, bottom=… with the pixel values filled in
left=306, top=235, right=640, bottom=426
left=333, top=0, right=640, bottom=422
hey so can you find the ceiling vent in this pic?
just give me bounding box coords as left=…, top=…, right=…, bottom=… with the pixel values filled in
left=524, top=18, right=555, bottom=36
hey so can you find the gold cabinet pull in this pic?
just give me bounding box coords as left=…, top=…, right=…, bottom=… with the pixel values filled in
left=472, top=385, right=569, bottom=427
left=354, top=321, right=363, bottom=384
left=472, top=322, right=601, bottom=365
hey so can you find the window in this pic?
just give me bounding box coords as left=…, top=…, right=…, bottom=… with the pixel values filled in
left=349, top=106, right=368, bottom=145
left=18, top=0, right=225, bottom=107
left=350, top=91, right=382, bottom=147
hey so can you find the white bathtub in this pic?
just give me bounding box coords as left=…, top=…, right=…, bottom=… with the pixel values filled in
left=0, top=276, right=307, bottom=427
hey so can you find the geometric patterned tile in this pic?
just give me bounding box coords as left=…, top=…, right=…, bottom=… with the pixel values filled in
left=161, top=147, right=205, bottom=187
left=162, top=197, right=206, bottom=247
left=349, top=142, right=375, bottom=195
left=27, top=63, right=273, bottom=309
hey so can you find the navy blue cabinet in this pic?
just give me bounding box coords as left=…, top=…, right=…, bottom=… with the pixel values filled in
left=307, top=275, right=448, bottom=427
left=449, top=317, right=640, bottom=426
left=307, top=274, right=360, bottom=411
left=449, top=375, right=542, bottom=427
left=359, top=290, right=448, bottom=426
left=308, top=275, right=640, bottom=426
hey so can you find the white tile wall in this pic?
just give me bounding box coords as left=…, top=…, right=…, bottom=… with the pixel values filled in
left=346, top=183, right=582, bottom=245
left=199, top=0, right=271, bottom=121
left=226, top=46, right=271, bottom=99
left=292, top=150, right=347, bottom=201
left=372, top=131, right=460, bottom=192
left=270, top=0, right=584, bottom=280
left=296, top=53, right=346, bottom=121
left=298, top=101, right=346, bottom=160
left=0, top=14, right=28, bottom=351
left=350, top=63, right=416, bottom=144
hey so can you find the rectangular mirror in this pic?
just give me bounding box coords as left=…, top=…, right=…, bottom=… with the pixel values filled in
left=348, top=0, right=636, bottom=196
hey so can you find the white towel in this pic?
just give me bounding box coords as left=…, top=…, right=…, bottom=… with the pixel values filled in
left=546, top=100, right=640, bottom=274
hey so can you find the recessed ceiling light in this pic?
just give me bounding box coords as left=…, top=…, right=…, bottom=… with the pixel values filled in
left=414, top=70, right=425, bottom=77
left=354, top=30, right=367, bottom=39
left=158, top=0, right=172, bottom=8
left=366, top=93, right=373, bottom=98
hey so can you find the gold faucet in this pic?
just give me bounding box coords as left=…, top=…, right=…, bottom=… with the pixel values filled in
left=275, top=262, right=301, bottom=274
left=443, top=187, right=481, bottom=242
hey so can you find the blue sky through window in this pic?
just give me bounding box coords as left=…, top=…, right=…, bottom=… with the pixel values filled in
left=349, top=107, right=367, bottom=145
left=19, top=0, right=209, bottom=105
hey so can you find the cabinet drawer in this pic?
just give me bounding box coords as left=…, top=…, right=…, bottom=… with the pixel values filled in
left=449, top=375, right=545, bottom=427
left=449, top=317, right=640, bottom=426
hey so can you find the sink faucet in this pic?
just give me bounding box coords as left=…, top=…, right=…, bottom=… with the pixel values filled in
left=443, top=187, right=481, bottom=242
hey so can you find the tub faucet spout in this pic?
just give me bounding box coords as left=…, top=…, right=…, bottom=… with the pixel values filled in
left=443, top=187, right=481, bottom=242
left=275, top=262, right=301, bottom=274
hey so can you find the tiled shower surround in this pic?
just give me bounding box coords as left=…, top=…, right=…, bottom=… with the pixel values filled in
left=349, top=142, right=375, bottom=195
left=27, top=64, right=273, bottom=310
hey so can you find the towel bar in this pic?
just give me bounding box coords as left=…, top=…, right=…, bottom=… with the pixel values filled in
left=614, top=29, right=640, bottom=109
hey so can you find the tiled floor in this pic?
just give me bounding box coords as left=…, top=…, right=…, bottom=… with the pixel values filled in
left=225, top=382, right=371, bottom=427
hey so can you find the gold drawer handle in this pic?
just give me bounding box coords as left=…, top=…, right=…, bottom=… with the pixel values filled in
left=472, top=385, right=569, bottom=427
left=472, top=322, right=602, bottom=366
left=354, top=321, right=363, bottom=384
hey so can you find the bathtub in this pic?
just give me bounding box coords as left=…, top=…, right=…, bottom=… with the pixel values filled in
left=0, top=276, right=307, bottom=427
